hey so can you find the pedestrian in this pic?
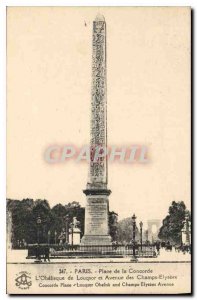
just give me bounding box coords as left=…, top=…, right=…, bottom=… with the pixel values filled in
left=44, top=246, right=50, bottom=262
left=156, top=241, right=160, bottom=254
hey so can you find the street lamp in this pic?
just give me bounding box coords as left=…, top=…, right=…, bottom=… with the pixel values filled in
left=35, top=215, right=42, bottom=262
left=64, top=215, right=69, bottom=244
left=132, top=214, right=137, bottom=257
left=54, top=231, right=57, bottom=245
left=36, top=216, right=42, bottom=245
left=146, top=230, right=149, bottom=244
left=139, top=221, right=143, bottom=250
left=48, top=230, right=51, bottom=245
left=43, top=224, right=46, bottom=244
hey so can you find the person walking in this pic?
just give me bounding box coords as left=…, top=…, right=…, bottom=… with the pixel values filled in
left=44, top=246, right=50, bottom=262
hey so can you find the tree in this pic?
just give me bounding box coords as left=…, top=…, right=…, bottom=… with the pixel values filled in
left=50, top=203, right=67, bottom=238
left=7, top=198, right=118, bottom=246
left=158, top=201, right=190, bottom=245
left=116, top=217, right=139, bottom=243
left=32, top=199, right=53, bottom=243
left=7, top=198, right=35, bottom=247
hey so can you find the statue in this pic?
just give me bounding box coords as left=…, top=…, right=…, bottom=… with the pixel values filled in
left=69, top=217, right=81, bottom=246
left=72, top=217, right=80, bottom=228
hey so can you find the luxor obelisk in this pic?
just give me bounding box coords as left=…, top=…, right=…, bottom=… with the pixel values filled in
left=81, top=14, right=112, bottom=245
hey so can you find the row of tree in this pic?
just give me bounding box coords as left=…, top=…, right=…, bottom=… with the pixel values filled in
left=7, top=199, right=118, bottom=247
left=7, top=198, right=190, bottom=248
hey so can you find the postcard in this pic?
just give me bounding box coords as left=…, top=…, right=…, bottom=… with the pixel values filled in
left=6, top=6, right=191, bottom=294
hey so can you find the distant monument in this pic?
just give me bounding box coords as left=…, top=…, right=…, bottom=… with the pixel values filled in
left=181, top=213, right=191, bottom=246
left=147, top=219, right=161, bottom=242
left=81, top=14, right=111, bottom=245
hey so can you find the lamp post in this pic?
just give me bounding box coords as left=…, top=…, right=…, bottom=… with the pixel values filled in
left=139, top=221, right=143, bottom=250
left=132, top=214, right=137, bottom=257
left=64, top=215, right=69, bottom=244
left=145, top=229, right=149, bottom=244
left=43, top=224, right=46, bottom=244
left=48, top=230, right=51, bottom=245
left=35, top=215, right=42, bottom=262
left=54, top=231, right=57, bottom=245
left=36, top=216, right=42, bottom=245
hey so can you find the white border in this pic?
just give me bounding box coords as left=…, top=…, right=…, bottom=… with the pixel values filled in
left=0, top=1, right=195, bottom=299
left=1, top=0, right=196, bottom=6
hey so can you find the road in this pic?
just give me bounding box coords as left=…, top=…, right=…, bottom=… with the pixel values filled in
left=7, top=247, right=191, bottom=263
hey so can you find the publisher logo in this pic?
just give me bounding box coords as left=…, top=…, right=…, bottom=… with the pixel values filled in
left=15, top=271, right=32, bottom=290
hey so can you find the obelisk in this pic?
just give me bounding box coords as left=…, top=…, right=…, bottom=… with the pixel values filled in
left=81, top=14, right=111, bottom=245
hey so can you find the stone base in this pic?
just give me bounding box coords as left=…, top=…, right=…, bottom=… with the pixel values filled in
left=81, top=234, right=112, bottom=245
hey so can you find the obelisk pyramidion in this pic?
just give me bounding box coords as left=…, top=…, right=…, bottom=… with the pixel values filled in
left=81, top=14, right=112, bottom=245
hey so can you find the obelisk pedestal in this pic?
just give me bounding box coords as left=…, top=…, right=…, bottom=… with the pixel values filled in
left=81, top=14, right=111, bottom=245
left=81, top=185, right=111, bottom=245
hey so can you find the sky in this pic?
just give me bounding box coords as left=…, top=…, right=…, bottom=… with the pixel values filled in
left=7, top=7, right=190, bottom=229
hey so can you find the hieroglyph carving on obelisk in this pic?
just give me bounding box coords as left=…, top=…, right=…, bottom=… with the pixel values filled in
left=81, top=14, right=111, bottom=245
left=89, top=14, right=107, bottom=185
